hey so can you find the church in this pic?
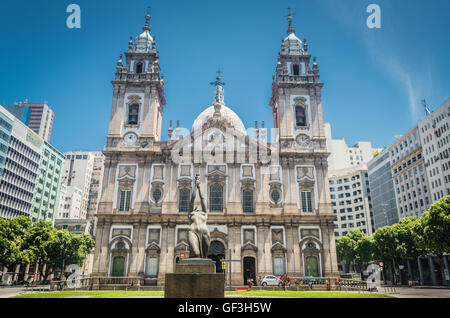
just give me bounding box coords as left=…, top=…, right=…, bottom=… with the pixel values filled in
left=91, top=11, right=338, bottom=286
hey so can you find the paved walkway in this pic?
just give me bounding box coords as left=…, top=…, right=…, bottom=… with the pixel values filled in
left=380, top=286, right=450, bottom=298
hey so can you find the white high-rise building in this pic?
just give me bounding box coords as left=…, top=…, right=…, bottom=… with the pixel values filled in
left=57, top=185, right=83, bottom=219
left=329, top=164, right=375, bottom=238
left=388, top=126, right=431, bottom=219
left=62, top=151, right=95, bottom=220
left=418, top=98, right=450, bottom=203
left=324, top=123, right=383, bottom=171
left=325, top=123, right=381, bottom=237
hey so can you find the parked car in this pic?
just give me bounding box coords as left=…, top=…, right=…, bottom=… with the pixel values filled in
left=261, top=275, right=282, bottom=286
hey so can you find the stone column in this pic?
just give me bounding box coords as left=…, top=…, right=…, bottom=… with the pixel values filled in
left=322, top=221, right=338, bottom=276
left=108, top=85, right=120, bottom=134
left=231, top=225, right=242, bottom=285
left=128, top=223, right=140, bottom=276
left=263, top=225, right=272, bottom=275
left=428, top=255, right=438, bottom=286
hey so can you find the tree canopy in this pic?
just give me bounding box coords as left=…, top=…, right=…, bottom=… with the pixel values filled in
left=0, top=218, right=94, bottom=275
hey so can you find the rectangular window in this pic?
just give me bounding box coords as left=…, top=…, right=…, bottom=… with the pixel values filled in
left=301, top=191, right=313, bottom=213
left=119, top=190, right=131, bottom=212
left=178, top=189, right=191, bottom=212
left=273, top=257, right=284, bottom=276
left=146, top=257, right=158, bottom=276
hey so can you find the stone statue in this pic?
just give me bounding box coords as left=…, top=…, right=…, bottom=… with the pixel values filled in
left=188, top=175, right=210, bottom=258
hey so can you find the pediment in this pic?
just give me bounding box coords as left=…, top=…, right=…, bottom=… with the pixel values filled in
left=241, top=242, right=258, bottom=252
left=271, top=242, right=287, bottom=252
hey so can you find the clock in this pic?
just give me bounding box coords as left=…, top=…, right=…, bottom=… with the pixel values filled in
left=296, top=134, right=311, bottom=148
left=124, top=133, right=138, bottom=145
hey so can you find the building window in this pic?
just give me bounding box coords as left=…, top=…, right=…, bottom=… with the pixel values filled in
left=301, top=191, right=313, bottom=213
left=242, top=190, right=253, bottom=212
left=119, top=190, right=131, bottom=212
left=127, top=104, right=139, bottom=125
left=295, top=106, right=306, bottom=127
left=209, top=184, right=223, bottom=212
left=135, top=62, right=143, bottom=74
left=273, top=257, right=285, bottom=276
left=178, top=189, right=190, bottom=212
left=146, top=257, right=158, bottom=276
left=293, top=64, right=300, bottom=75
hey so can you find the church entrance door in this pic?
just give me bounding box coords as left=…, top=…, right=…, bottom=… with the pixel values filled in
left=208, top=241, right=225, bottom=273
left=112, top=256, right=125, bottom=277
left=243, top=257, right=256, bottom=285
left=305, top=256, right=319, bottom=277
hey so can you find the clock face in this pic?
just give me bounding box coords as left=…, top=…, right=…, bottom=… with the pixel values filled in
left=124, top=133, right=137, bottom=145
left=296, top=134, right=311, bottom=148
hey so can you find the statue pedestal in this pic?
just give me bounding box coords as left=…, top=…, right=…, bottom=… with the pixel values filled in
left=165, top=258, right=224, bottom=298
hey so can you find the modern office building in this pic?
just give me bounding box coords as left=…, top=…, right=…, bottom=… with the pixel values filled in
left=0, top=106, right=64, bottom=222
left=0, top=110, right=13, bottom=180
left=418, top=98, right=450, bottom=203
left=0, top=107, right=41, bottom=219
left=30, top=142, right=65, bottom=224
left=329, top=164, right=375, bottom=237
left=367, top=149, right=399, bottom=229
left=3, top=102, right=55, bottom=142
left=387, top=126, right=431, bottom=219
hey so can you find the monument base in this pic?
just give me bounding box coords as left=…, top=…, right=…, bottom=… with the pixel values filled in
left=164, top=258, right=224, bottom=298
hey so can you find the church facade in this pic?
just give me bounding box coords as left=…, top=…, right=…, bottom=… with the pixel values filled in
left=91, top=13, right=338, bottom=286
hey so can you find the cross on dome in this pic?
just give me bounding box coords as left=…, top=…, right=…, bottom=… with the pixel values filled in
left=209, top=69, right=226, bottom=104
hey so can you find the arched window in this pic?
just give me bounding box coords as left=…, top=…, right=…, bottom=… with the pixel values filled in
left=293, top=64, right=300, bottom=75
left=295, top=106, right=306, bottom=127
left=242, top=189, right=253, bottom=212
left=209, top=184, right=223, bottom=212
left=178, top=189, right=190, bottom=212
left=127, top=104, right=139, bottom=125
left=135, top=62, right=143, bottom=74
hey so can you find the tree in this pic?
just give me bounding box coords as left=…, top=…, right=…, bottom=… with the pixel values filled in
left=355, top=235, right=376, bottom=278
left=45, top=230, right=95, bottom=279
left=414, top=195, right=450, bottom=254
left=0, top=217, right=33, bottom=271
left=336, top=235, right=357, bottom=273
left=21, top=220, right=56, bottom=279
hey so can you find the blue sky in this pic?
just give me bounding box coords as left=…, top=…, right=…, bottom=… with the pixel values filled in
left=0, top=0, right=448, bottom=153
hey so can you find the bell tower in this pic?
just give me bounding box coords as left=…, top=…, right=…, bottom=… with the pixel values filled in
left=106, top=13, right=166, bottom=149
left=269, top=10, right=326, bottom=152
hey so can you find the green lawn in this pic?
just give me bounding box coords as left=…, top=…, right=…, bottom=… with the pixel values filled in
left=13, top=290, right=164, bottom=298
left=13, top=290, right=395, bottom=298
left=225, top=290, right=395, bottom=298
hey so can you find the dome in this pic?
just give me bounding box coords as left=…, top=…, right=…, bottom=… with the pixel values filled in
left=134, top=14, right=153, bottom=53
left=192, top=104, right=246, bottom=135
left=283, top=32, right=303, bottom=55
left=134, top=29, right=153, bottom=53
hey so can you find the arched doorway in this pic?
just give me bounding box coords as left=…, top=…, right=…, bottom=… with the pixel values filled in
left=208, top=241, right=225, bottom=273
left=243, top=257, right=256, bottom=285
left=305, top=256, right=319, bottom=277
left=112, top=256, right=125, bottom=277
